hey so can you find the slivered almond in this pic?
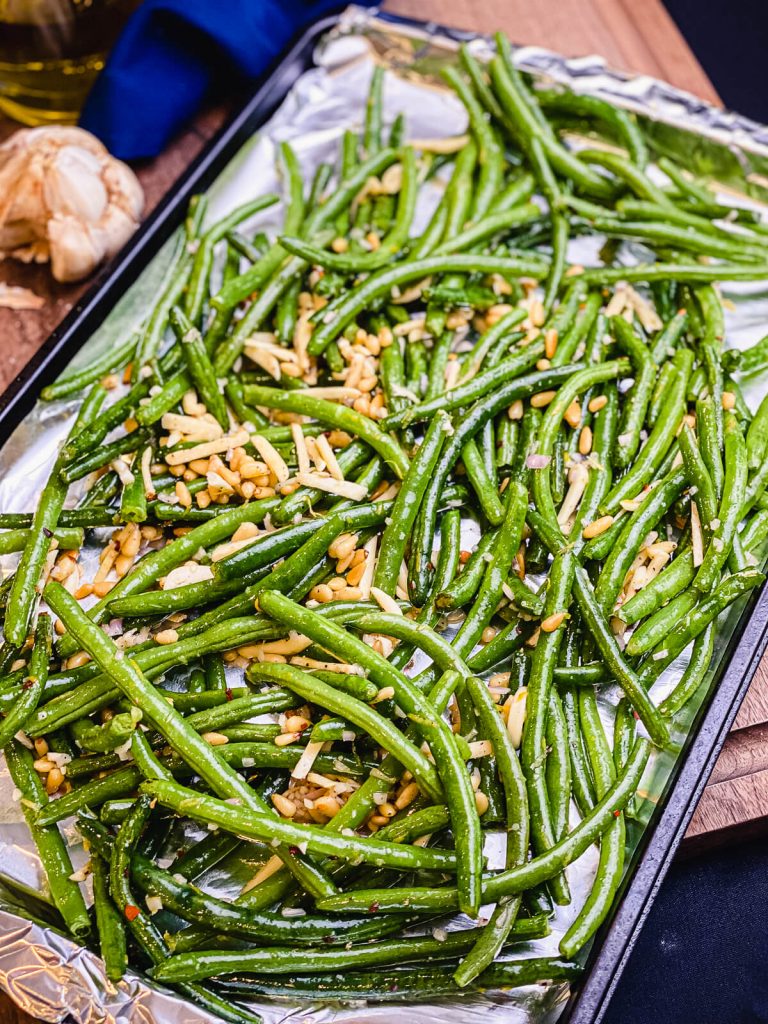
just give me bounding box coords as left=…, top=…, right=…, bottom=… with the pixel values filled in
left=291, top=423, right=310, bottom=475
left=295, top=472, right=367, bottom=501
left=252, top=435, right=290, bottom=483
left=314, top=434, right=344, bottom=481
left=166, top=430, right=249, bottom=466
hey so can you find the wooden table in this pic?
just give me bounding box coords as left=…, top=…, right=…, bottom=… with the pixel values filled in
left=0, top=2, right=756, bottom=1021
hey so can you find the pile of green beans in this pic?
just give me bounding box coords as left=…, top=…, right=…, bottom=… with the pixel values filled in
left=1, top=33, right=767, bottom=1020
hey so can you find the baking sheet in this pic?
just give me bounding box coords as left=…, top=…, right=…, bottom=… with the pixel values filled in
left=0, top=5, right=767, bottom=1023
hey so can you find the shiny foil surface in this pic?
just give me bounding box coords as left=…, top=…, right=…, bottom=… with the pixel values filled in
left=0, top=6, right=767, bottom=1023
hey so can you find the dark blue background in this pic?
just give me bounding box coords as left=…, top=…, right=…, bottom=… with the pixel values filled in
left=604, top=835, right=768, bottom=1023
left=663, top=0, right=768, bottom=123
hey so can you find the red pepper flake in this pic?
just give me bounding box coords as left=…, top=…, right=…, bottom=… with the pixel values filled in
left=21, top=679, right=34, bottom=690
left=368, top=901, right=379, bottom=914
left=124, top=905, right=141, bottom=921
left=632, top=710, right=640, bottom=720
left=459, top=550, right=471, bottom=564
left=289, top=846, right=300, bottom=856
left=225, top=688, right=234, bottom=702
left=613, top=810, right=621, bottom=817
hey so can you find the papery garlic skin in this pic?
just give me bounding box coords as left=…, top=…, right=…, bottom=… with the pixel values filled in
left=0, top=126, right=143, bottom=283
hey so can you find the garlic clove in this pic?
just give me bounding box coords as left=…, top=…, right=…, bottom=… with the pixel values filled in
left=47, top=213, right=103, bottom=283
left=45, top=145, right=108, bottom=224
left=102, top=158, right=144, bottom=220
left=93, top=203, right=140, bottom=261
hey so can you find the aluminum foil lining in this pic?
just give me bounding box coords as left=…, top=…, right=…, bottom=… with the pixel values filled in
left=1, top=5, right=767, bottom=1023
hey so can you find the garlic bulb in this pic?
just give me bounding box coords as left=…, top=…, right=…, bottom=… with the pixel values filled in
left=0, top=126, right=144, bottom=283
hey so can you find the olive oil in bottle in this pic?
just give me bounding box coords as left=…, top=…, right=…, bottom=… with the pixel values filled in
left=0, top=0, right=140, bottom=125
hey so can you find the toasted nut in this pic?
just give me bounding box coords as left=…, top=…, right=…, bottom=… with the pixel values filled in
left=201, top=732, right=229, bottom=746
left=507, top=399, right=524, bottom=421
left=33, top=738, right=49, bottom=758
left=155, top=629, right=179, bottom=645
left=331, top=237, right=349, bottom=254
left=544, top=328, right=558, bottom=359
left=541, top=611, right=566, bottom=633
left=284, top=715, right=311, bottom=734
left=564, top=401, right=582, bottom=428
left=314, top=795, right=341, bottom=818
left=46, top=767, right=65, bottom=794
left=475, top=790, right=489, bottom=815
left=65, top=651, right=91, bottom=669
left=345, top=559, right=368, bottom=587
left=582, top=515, right=614, bottom=539
left=394, top=781, right=419, bottom=810
left=271, top=793, right=297, bottom=817
left=722, top=391, right=736, bottom=410
left=309, top=584, right=333, bottom=603
left=530, top=390, right=556, bottom=408
left=274, top=732, right=300, bottom=747
left=588, top=395, right=608, bottom=413
left=579, top=426, right=593, bottom=455
left=481, top=626, right=497, bottom=644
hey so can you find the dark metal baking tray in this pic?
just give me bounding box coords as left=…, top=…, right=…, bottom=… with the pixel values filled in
left=0, top=9, right=766, bottom=1024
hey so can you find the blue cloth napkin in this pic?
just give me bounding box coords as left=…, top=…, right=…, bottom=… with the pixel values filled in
left=80, top=0, right=368, bottom=159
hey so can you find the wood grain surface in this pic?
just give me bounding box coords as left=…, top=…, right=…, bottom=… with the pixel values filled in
left=0, top=1, right=755, bottom=1022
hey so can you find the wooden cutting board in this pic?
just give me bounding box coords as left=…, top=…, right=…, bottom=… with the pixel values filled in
left=0, top=4, right=759, bottom=1021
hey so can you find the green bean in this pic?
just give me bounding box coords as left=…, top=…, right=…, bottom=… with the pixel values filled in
left=317, top=737, right=650, bottom=914
left=546, top=691, right=571, bottom=842
left=56, top=497, right=280, bottom=657
left=0, top=613, right=51, bottom=748
left=245, top=657, right=441, bottom=801
left=283, top=149, right=418, bottom=272
left=142, top=776, right=456, bottom=874
left=5, top=385, right=104, bottom=645
left=695, top=414, right=747, bottom=592
left=659, top=623, right=715, bottom=717
left=650, top=308, right=688, bottom=364
left=610, top=316, right=655, bottom=469
left=462, top=437, right=505, bottom=524
left=45, top=582, right=276, bottom=816
left=134, top=854, right=408, bottom=947
left=213, top=956, right=577, bottom=1001
left=4, top=739, right=90, bottom=937
left=559, top=687, right=624, bottom=957
left=573, top=567, right=669, bottom=747
left=170, top=306, right=229, bottom=429
left=184, top=195, right=279, bottom=325
left=600, top=349, right=693, bottom=514
left=531, top=361, right=628, bottom=535
left=536, top=87, right=648, bottom=168
left=576, top=261, right=768, bottom=286
left=490, top=37, right=613, bottom=200
left=466, top=675, right=528, bottom=868
left=304, top=254, right=548, bottom=357
left=91, top=852, right=128, bottom=982
left=643, top=568, right=765, bottom=680
left=384, top=341, right=544, bottom=429
left=626, top=589, right=699, bottom=657
left=373, top=411, right=450, bottom=594
left=41, top=333, right=138, bottom=401
left=241, top=385, right=409, bottom=478
left=595, top=466, right=687, bottom=616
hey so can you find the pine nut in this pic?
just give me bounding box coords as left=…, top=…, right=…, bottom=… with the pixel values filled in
left=582, top=515, right=614, bottom=539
